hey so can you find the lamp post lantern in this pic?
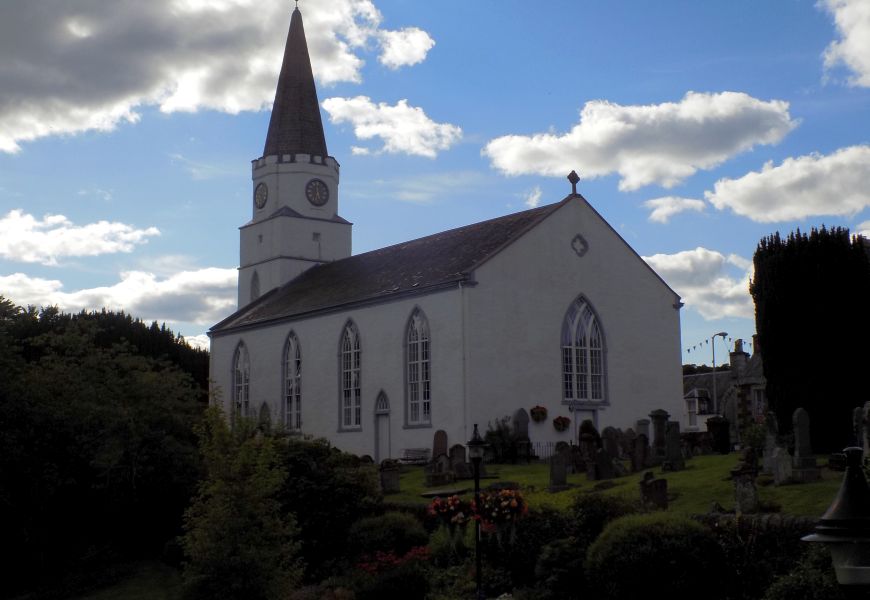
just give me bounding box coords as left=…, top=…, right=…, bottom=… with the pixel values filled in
left=710, top=331, right=728, bottom=414
left=803, top=447, right=870, bottom=594
left=467, top=423, right=488, bottom=600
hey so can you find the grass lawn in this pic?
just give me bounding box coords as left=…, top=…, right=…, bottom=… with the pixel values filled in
left=70, top=560, right=181, bottom=600
left=388, top=453, right=843, bottom=517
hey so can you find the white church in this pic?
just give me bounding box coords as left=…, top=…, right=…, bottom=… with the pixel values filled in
left=209, top=7, right=686, bottom=460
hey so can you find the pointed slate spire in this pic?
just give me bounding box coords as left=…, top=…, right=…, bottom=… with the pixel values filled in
left=263, top=7, right=328, bottom=158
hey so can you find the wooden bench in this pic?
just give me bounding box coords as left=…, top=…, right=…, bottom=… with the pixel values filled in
left=399, top=448, right=431, bottom=465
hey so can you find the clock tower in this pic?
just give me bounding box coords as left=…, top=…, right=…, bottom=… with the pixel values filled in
left=238, top=6, right=352, bottom=307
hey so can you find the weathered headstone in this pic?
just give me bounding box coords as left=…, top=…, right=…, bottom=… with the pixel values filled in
left=513, top=408, right=531, bottom=462
left=792, top=408, right=821, bottom=482
left=379, top=460, right=401, bottom=494
left=706, top=415, right=731, bottom=454
left=630, top=433, right=650, bottom=472
left=549, top=450, right=570, bottom=491
left=602, top=427, right=620, bottom=460
left=731, top=447, right=759, bottom=513
left=449, top=444, right=471, bottom=479
left=623, top=428, right=637, bottom=458
left=593, top=448, right=615, bottom=480
left=425, top=453, right=454, bottom=487
left=761, top=412, right=779, bottom=474
left=661, top=421, right=684, bottom=471
left=579, top=420, right=601, bottom=463
left=639, top=471, right=668, bottom=510
left=649, top=409, right=669, bottom=463
left=432, top=429, right=448, bottom=459
left=635, top=419, right=651, bottom=442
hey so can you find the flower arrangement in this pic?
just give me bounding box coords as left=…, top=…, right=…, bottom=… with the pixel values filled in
left=356, top=546, right=430, bottom=575
left=428, top=494, right=471, bottom=527
left=472, top=489, right=529, bottom=532
left=530, top=405, right=548, bottom=422
left=553, top=415, right=571, bottom=432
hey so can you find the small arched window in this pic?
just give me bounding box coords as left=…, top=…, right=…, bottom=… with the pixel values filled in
left=232, top=342, right=251, bottom=419
left=562, top=297, right=606, bottom=403
left=340, top=322, right=361, bottom=429
left=406, top=309, right=431, bottom=425
left=283, top=332, right=302, bottom=431
left=250, top=271, right=260, bottom=302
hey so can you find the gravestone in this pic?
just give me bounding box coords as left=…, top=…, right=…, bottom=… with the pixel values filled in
left=761, top=412, right=778, bottom=474
left=731, top=447, right=759, bottom=513
left=623, top=428, right=637, bottom=458
left=579, top=420, right=601, bottom=461
left=854, top=406, right=865, bottom=447
left=639, top=471, right=668, bottom=509
left=433, top=429, right=448, bottom=459
left=661, top=422, right=684, bottom=471
left=792, top=408, right=821, bottom=482
left=706, top=415, right=731, bottom=454
left=635, top=419, right=651, bottom=442
left=548, top=450, right=570, bottom=491
left=593, top=448, right=616, bottom=480
left=449, top=444, right=472, bottom=479
left=772, top=448, right=793, bottom=485
left=425, top=453, right=454, bottom=487
left=379, top=460, right=401, bottom=494
left=649, top=409, right=669, bottom=463
left=602, top=427, right=620, bottom=459
left=513, top=408, right=531, bottom=462
left=631, top=433, right=650, bottom=472
left=571, top=445, right=585, bottom=474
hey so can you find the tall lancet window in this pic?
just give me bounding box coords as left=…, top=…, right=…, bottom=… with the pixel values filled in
left=283, top=332, right=302, bottom=431
left=232, top=342, right=251, bottom=420
left=406, top=309, right=431, bottom=425
left=340, top=322, right=361, bottom=429
left=250, top=271, right=260, bottom=302
left=562, top=297, right=607, bottom=403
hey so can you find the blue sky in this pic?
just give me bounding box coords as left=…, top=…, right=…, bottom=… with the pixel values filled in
left=1, top=0, right=869, bottom=364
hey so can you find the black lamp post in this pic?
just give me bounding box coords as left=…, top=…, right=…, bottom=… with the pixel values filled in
left=803, top=447, right=870, bottom=594
left=467, top=423, right=488, bottom=600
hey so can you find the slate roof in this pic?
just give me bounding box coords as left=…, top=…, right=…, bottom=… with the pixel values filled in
left=241, top=205, right=351, bottom=228
left=682, top=370, right=733, bottom=405
left=211, top=199, right=567, bottom=334
left=262, top=8, right=328, bottom=158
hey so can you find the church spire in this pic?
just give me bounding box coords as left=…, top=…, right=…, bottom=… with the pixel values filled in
left=263, top=7, right=328, bottom=158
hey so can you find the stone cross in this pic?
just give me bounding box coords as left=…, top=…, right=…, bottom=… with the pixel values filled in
left=649, top=409, right=670, bottom=462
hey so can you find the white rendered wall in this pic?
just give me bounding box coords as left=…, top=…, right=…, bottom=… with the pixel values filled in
left=462, top=197, right=685, bottom=444
left=210, top=288, right=467, bottom=458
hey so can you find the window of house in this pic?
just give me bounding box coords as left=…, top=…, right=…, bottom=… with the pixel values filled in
left=283, top=332, right=302, bottom=431
left=562, top=297, right=607, bottom=403
left=406, top=309, right=431, bottom=425
left=232, top=342, right=250, bottom=420
left=340, top=321, right=361, bottom=429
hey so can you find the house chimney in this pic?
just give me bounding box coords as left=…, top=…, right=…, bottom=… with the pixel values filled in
left=730, top=338, right=749, bottom=378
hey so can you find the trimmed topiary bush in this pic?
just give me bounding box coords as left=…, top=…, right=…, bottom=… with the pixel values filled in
left=348, top=511, right=428, bottom=558
left=570, top=492, right=638, bottom=549
left=762, top=545, right=844, bottom=600
left=586, top=513, right=730, bottom=600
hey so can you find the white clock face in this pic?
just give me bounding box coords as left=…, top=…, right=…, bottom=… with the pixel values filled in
left=305, top=178, right=329, bottom=206
left=254, top=183, right=268, bottom=209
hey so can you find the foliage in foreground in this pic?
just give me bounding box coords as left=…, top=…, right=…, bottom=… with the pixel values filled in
left=182, top=408, right=302, bottom=600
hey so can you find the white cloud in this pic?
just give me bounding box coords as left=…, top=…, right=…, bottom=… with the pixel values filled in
left=182, top=334, right=211, bottom=351
left=643, top=247, right=753, bottom=320
left=644, top=196, right=706, bottom=223
left=524, top=186, right=543, bottom=208
left=821, top=0, right=870, bottom=87
left=705, top=145, right=870, bottom=222
left=0, top=1, right=433, bottom=153
left=169, top=153, right=239, bottom=180
left=855, top=220, right=870, bottom=238
left=482, top=91, right=797, bottom=191
left=322, top=96, right=462, bottom=158
left=0, top=210, right=159, bottom=266
left=378, top=27, right=435, bottom=69
left=0, top=267, right=237, bottom=326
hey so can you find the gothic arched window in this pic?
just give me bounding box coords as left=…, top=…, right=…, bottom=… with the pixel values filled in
left=283, top=332, right=302, bottom=431
left=406, top=308, right=431, bottom=425
left=340, top=321, right=361, bottom=429
left=562, top=297, right=607, bottom=403
left=232, top=342, right=251, bottom=419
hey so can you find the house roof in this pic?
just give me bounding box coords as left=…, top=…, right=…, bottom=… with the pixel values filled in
left=682, top=370, right=733, bottom=404
left=210, top=198, right=567, bottom=335
left=262, top=8, right=328, bottom=158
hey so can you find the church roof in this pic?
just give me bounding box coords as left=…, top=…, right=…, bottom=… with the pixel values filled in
left=211, top=199, right=567, bottom=334
left=262, top=8, right=328, bottom=158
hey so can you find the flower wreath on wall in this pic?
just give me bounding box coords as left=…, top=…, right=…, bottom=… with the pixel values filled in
left=553, top=415, right=571, bottom=432
left=530, top=405, right=547, bottom=422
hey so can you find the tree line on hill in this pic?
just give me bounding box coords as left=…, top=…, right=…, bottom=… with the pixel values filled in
left=0, top=298, right=208, bottom=598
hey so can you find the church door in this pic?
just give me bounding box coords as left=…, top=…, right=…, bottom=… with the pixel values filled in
left=374, top=392, right=391, bottom=463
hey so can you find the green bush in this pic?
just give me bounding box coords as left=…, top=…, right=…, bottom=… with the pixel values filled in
left=348, top=511, right=428, bottom=557
left=533, top=537, right=585, bottom=600
left=429, top=524, right=473, bottom=567
left=763, top=546, right=844, bottom=600
left=586, top=513, right=729, bottom=600
left=570, top=492, right=638, bottom=549
left=485, top=416, right=524, bottom=463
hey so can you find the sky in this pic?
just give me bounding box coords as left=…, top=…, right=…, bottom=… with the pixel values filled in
left=1, top=0, right=869, bottom=365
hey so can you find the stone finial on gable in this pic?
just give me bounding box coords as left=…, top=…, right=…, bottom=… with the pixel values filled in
left=567, top=170, right=580, bottom=195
